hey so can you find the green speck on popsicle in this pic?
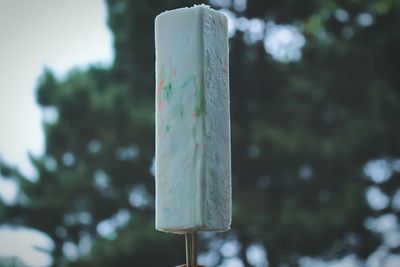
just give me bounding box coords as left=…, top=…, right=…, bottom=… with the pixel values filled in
left=166, top=125, right=170, bottom=132
left=194, top=96, right=205, bottom=117
left=179, top=75, right=196, bottom=90
left=163, top=82, right=172, bottom=99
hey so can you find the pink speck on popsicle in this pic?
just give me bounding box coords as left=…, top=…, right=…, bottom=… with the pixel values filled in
left=160, top=132, right=167, bottom=140
left=223, top=62, right=228, bottom=73
left=172, top=69, right=176, bottom=76
left=157, top=100, right=164, bottom=111
left=156, top=80, right=165, bottom=95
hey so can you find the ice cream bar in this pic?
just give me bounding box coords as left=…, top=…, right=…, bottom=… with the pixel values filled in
left=155, top=5, right=231, bottom=233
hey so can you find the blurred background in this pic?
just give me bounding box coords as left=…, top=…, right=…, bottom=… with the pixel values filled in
left=1, top=0, right=400, bottom=266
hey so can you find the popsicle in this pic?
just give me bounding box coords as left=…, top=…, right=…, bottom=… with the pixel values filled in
left=155, top=5, right=231, bottom=234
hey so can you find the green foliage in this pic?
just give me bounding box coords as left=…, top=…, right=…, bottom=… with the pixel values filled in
left=0, top=257, right=28, bottom=267
left=69, top=215, right=185, bottom=267
left=1, top=0, right=400, bottom=266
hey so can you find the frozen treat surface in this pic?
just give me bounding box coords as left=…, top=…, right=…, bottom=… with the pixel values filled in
left=155, top=5, right=231, bottom=233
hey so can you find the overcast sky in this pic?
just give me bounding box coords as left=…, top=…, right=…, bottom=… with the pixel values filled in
left=0, top=0, right=113, bottom=194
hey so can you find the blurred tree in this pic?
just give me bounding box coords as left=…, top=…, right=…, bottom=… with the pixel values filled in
left=0, top=256, right=28, bottom=267
left=1, top=0, right=400, bottom=267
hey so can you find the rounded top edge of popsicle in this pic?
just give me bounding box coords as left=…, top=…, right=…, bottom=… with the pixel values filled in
left=155, top=4, right=227, bottom=25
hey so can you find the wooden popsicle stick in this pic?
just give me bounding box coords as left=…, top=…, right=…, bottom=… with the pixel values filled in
left=185, top=232, right=198, bottom=267
left=185, top=233, right=192, bottom=266
left=185, top=232, right=197, bottom=267
left=191, top=232, right=197, bottom=267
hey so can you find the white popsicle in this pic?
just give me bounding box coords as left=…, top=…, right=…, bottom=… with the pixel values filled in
left=155, top=5, right=231, bottom=233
